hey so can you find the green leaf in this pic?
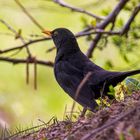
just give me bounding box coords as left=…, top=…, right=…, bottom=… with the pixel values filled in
left=107, top=85, right=115, bottom=97
left=125, top=78, right=140, bottom=86
left=125, top=78, right=140, bottom=93
left=117, top=18, right=124, bottom=27
left=80, top=16, right=88, bottom=28
left=101, top=8, right=111, bottom=16
left=112, top=36, right=123, bottom=46
left=119, top=133, right=125, bottom=140
left=121, top=53, right=129, bottom=63
left=91, top=19, right=97, bottom=27
left=104, top=60, right=113, bottom=70
left=137, top=83, right=140, bottom=89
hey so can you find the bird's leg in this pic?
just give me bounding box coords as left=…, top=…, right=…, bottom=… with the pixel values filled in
left=79, top=107, right=87, bottom=118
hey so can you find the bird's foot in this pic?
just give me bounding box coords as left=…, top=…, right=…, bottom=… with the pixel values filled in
left=79, top=107, right=87, bottom=118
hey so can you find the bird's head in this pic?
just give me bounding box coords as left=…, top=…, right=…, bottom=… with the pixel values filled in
left=43, top=28, right=79, bottom=51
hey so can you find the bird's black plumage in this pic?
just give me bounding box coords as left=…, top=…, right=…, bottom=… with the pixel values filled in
left=46, top=28, right=140, bottom=111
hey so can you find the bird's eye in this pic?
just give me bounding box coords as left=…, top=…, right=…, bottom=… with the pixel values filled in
left=53, top=31, right=58, bottom=36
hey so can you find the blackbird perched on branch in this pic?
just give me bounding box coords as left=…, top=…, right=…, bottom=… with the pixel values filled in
left=43, top=28, right=140, bottom=112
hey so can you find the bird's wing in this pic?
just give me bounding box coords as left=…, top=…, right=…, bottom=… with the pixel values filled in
left=55, top=60, right=98, bottom=110
left=55, top=60, right=86, bottom=95
left=83, top=60, right=109, bottom=84
left=83, top=60, right=125, bottom=90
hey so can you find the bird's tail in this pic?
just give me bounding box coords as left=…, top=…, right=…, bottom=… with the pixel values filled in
left=108, top=69, right=140, bottom=87
left=123, top=69, right=140, bottom=77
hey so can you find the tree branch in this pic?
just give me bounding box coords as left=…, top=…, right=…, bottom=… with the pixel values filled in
left=0, top=57, right=54, bottom=67
left=86, top=0, right=130, bottom=58
left=120, top=3, right=140, bottom=35
left=76, top=3, right=140, bottom=42
left=0, top=37, right=50, bottom=54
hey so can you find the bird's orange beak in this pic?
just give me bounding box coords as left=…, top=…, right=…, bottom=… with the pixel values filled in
left=42, top=29, right=52, bottom=37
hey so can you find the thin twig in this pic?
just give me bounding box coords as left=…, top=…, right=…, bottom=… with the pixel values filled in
left=15, top=0, right=44, bottom=31
left=0, top=19, right=31, bottom=56
left=34, top=57, right=37, bottom=90
left=46, top=46, right=56, bottom=53
left=0, top=19, right=17, bottom=34
left=53, top=0, right=104, bottom=20
left=100, top=81, right=106, bottom=108
left=63, top=105, right=67, bottom=121
left=26, top=57, right=30, bottom=84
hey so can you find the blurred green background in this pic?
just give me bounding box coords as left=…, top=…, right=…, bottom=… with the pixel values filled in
left=0, top=0, right=140, bottom=131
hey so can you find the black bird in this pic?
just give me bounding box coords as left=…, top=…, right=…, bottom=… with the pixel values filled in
left=43, top=28, right=140, bottom=112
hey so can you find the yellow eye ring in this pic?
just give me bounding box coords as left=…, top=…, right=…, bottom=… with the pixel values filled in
left=53, top=31, right=58, bottom=36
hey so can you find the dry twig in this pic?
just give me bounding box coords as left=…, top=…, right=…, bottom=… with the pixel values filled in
left=70, top=72, right=93, bottom=120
